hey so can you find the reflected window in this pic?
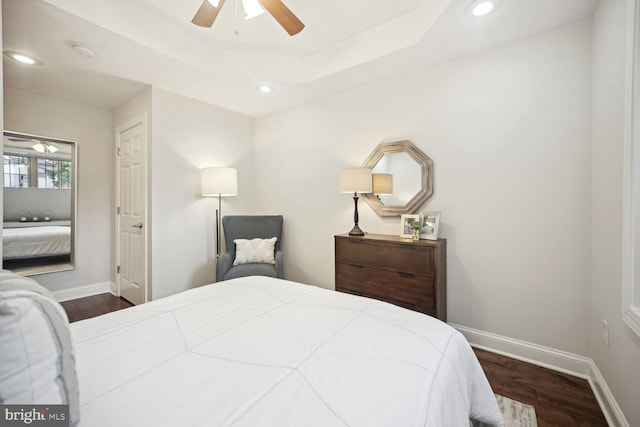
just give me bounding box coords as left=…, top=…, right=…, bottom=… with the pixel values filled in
left=3, top=154, right=71, bottom=189
left=38, top=158, right=71, bottom=189
left=3, top=155, right=29, bottom=188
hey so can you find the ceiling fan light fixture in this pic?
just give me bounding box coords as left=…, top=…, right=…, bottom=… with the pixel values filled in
left=192, top=0, right=303, bottom=35
left=32, top=141, right=58, bottom=154
left=242, top=0, right=265, bottom=20
left=33, top=142, right=46, bottom=153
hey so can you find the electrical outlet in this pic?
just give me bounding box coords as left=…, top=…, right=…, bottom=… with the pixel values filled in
left=602, top=318, right=609, bottom=347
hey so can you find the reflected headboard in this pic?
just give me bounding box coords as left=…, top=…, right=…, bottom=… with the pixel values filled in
left=3, top=188, right=72, bottom=222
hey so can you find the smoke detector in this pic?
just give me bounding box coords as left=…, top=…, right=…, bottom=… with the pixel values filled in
left=72, top=44, right=96, bottom=58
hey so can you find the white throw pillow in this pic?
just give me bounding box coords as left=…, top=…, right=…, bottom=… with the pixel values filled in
left=0, top=270, right=80, bottom=426
left=233, top=237, right=277, bottom=265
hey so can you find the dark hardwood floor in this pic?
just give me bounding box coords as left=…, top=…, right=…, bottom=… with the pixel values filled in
left=60, top=292, right=133, bottom=322
left=62, top=294, right=608, bottom=427
left=474, top=348, right=608, bottom=427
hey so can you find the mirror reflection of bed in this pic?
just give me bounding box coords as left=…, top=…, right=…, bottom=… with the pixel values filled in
left=2, top=131, right=76, bottom=275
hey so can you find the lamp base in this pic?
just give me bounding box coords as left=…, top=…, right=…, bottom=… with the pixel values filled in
left=348, top=224, right=365, bottom=236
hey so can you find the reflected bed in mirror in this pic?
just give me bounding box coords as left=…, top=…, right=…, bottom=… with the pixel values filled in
left=3, top=131, right=76, bottom=275
left=362, top=140, right=433, bottom=217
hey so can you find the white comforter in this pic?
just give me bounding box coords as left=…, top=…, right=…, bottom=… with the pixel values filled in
left=2, top=226, right=70, bottom=259
left=71, top=276, right=503, bottom=427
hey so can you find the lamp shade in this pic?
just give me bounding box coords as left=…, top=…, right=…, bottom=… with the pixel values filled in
left=201, top=167, right=238, bottom=197
left=372, top=173, right=393, bottom=195
left=340, top=167, right=372, bottom=193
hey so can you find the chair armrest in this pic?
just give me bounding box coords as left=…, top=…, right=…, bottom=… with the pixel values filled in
left=275, top=250, right=284, bottom=279
left=216, top=253, right=233, bottom=282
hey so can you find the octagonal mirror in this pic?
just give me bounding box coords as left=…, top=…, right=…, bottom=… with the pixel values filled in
left=362, top=140, right=433, bottom=217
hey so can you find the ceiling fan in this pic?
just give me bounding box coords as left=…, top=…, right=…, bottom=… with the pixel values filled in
left=192, top=0, right=305, bottom=36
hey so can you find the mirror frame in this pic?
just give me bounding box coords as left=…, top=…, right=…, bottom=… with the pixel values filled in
left=362, top=140, right=433, bottom=217
left=2, top=130, right=77, bottom=276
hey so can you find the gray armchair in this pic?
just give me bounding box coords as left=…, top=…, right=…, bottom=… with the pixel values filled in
left=216, top=215, right=284, bottom=282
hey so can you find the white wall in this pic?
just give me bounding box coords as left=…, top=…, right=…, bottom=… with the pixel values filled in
left=2, top=85, right=254, bottom=302
left=150, top=88, right=254, bottom=299
left=255, top=20, right=593, bottom=356
left=3, top=87, right=113, bottom=293
left=591, top=1, right=640, bottom=425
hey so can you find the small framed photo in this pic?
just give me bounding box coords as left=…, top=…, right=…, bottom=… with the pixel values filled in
left=420, top=211, right=441, bottom=240
left=400, top=214, right=421, bottom=238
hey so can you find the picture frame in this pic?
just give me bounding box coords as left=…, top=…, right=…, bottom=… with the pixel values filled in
left=420, top=211, right=441, bottom=240
left=400, top=214, right=421, bottom=238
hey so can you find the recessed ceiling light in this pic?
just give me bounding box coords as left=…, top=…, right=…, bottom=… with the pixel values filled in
left=258, top=84, right=274, bottom=94
left=472, top=2, right=493, bottom=16
left=3, top=50, right=43, bottom=66
left=12, top=54, right=36, bottom=64
left=465, top=0, right=500, bottom=18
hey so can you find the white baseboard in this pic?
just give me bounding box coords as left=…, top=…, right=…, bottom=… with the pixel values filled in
left=52, top=281, right=112, bottom=302
left=451, top=323, right=593, bottom=378
left=589, top=361, right=630, bottom=427
left=451, top=323, right=629, bottom=427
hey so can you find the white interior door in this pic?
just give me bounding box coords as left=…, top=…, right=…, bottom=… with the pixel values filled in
left=117, top=117, right=147, bottom=305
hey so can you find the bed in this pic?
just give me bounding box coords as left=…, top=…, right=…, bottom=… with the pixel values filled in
left=68, top=276, right=504, bottom=427
left=0, top=272, right=503, bottom=426
left=2, top=225, right=71, bottom=260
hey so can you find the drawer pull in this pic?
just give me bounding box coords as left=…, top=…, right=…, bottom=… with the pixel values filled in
left=349, top=264, right=363, bottom=269
left=399, top=272, right=415, bottom=278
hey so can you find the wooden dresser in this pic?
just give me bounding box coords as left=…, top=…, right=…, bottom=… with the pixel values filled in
left=334, top=233, right=446, bottom=321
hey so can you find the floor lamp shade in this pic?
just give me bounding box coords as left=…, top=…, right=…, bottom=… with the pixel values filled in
left=201, top=167, right=238, bottom=196
left=200, top=167, right=238, bottom=258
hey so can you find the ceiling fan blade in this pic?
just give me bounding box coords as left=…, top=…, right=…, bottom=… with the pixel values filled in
left=192, top=0, right=226, bottom=28
left=258, top=0, right=305, bottom=36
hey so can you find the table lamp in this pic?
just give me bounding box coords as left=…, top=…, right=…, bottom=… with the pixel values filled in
left=340, top=167, right=372, bottom=236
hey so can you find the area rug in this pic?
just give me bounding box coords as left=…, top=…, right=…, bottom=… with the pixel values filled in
left=496, top=394, right=538, bottom=427
left=472, top=394, right=538, bottom=427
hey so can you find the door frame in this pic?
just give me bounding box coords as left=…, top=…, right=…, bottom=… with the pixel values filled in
left=115, top=114, right=149, bottom=303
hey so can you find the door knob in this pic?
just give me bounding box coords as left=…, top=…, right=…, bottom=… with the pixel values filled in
left=132, top=223, right=143, bottom=229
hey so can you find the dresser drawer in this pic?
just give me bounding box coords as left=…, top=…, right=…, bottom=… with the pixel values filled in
left=335, top=263, right=435, bottom=309
left=335, top=237, right=434, bottom=275
left=337, top=287, right=436, bottom=317
left=391, top=300, right=436, bottom=318
left=334, top=233, right=446, bottom=322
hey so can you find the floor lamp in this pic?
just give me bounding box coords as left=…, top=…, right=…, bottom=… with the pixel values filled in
left=201, top=167, right=238, bottom=257
left=340, top=167, right=372, bottom=236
